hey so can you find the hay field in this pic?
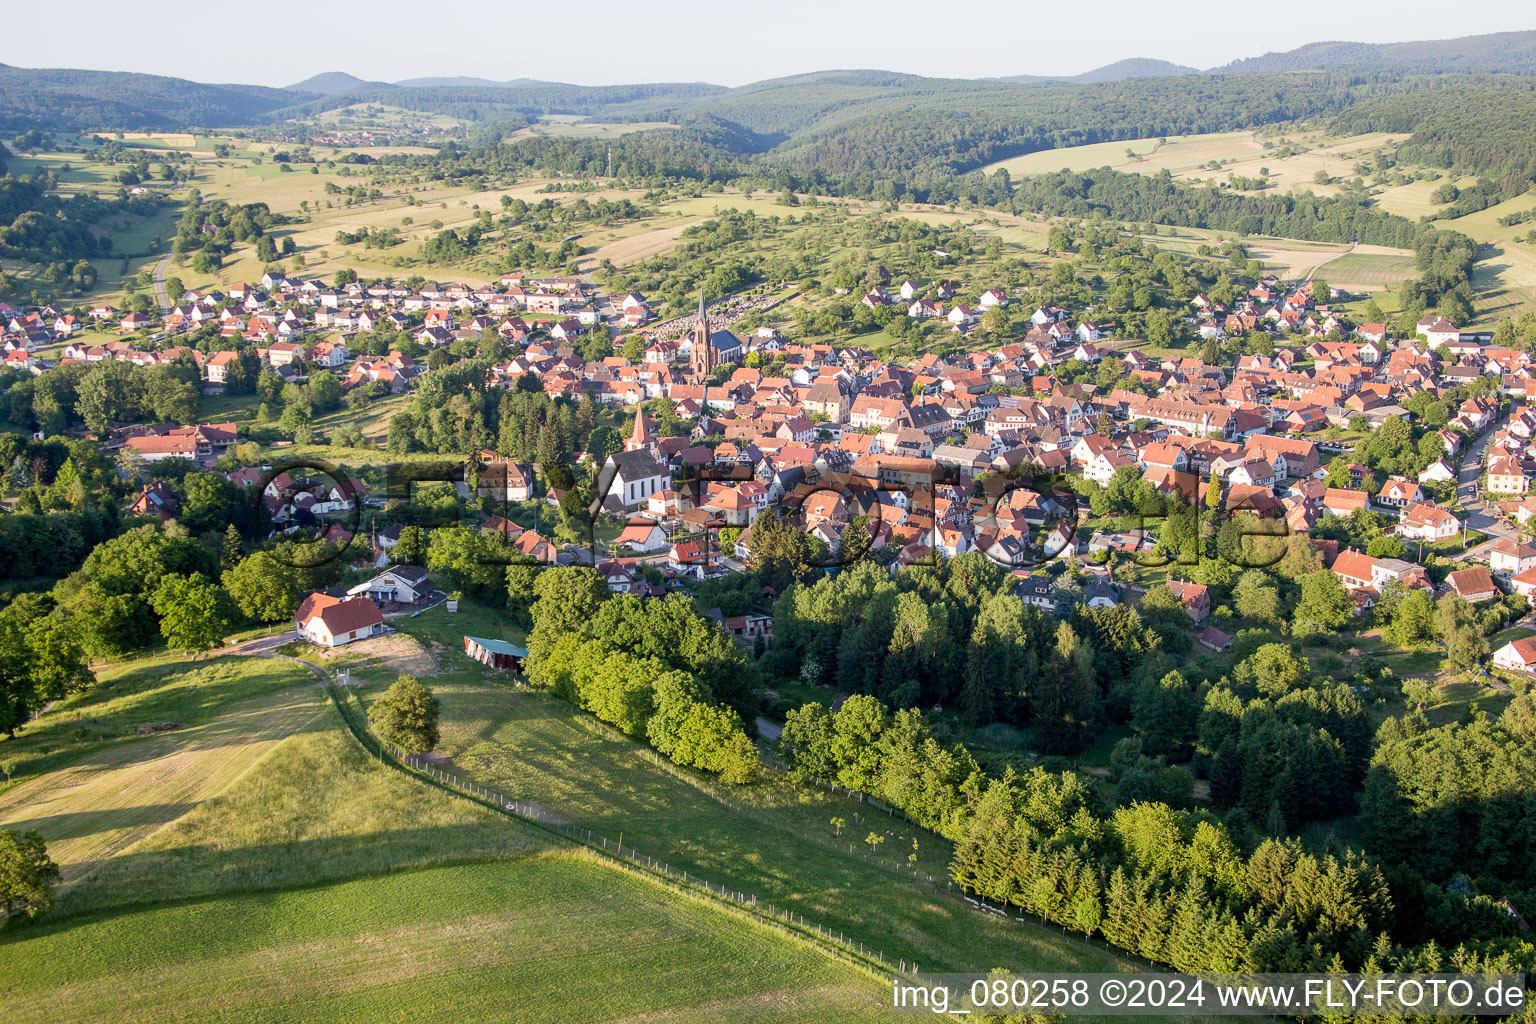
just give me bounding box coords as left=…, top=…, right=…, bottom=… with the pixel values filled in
left=0, top=658, right=323, bottom=885
left=1, top=856, right=887, bottom=1024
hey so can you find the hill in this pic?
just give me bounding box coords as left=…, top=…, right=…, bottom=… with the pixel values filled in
left=285, top=71, right=392, bottom=94
left=1217, top=29, right=1536, bottom=75
left=996, top=57, right=1199, bottom=83
left=393, top=76, right=561, bottom=89
left=0, top=64, right=298, bottom=131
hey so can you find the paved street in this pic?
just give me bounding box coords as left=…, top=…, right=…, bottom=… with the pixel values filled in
left=152, top=251, right=173, bottom=312
left=1451, top=411, right=1518, bottom=561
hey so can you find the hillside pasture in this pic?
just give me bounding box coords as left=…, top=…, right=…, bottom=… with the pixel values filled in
left=376, top=624, right=1148, bottom=988
left=507, top=119, right=676, bottom=141
left=1316, top=252, right=1419, bottom=290
left=50, top=699, right=549, bottom=916
left=3, top=856, right=887, bottom=1024
left=0, top=658, right=322, bottom=886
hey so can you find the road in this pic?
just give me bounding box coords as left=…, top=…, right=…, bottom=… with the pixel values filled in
left=1451, top=411, right=1518, bottom=561
left=152, top=251, right=173, bottom=313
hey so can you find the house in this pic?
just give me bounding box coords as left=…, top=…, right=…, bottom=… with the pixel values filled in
left=1377, top=478, right=1421, bottom=508
left=616, top=520, right=669, bottom=553
left=1510, top=565, right=1536, bottom=599
left=668, top=537, right=722, bottom=575
left=477, top=461, right=535, bottom=503
left=1322, top=488, right=1370, bottom=517
left=1162, top=580, right=1212, bottom=625
left=1397, top=502, right=1459, bottom=542
left=128, top=481, right=179, bottom=522
left=346, top=565, right=434, bottom=605
left=1417, top=316, right=1460, bottom=349
left=463, top=635, right=528, bottom=672
left=1419, top=459, right=1456, bottom=484
left=1198, top=626, right=1233, bottom=652
left=1012, top=573, right=1057, bottom=613
left=1493, top=636, right=1536, bottom=674
left=1488, top=456, right=1530, bottom=495
left=1083, top=575, right=1119, bottom=609
left=513, top=529, right=558, bottom=564
left=1446, top=567, right=1499, bottom=604
left=295, top=593, right=385, bottom=648
left=1491, top=539, right=1536, bottom=577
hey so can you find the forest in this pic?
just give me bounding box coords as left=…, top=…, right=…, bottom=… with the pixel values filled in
left=1330, top=86, right=1536, bottom=191
left=0, top=170, right=159, bottom=269
left=767, top=552, right=1536, bottom=979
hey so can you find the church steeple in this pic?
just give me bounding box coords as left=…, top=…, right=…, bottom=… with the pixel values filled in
left=626, top=405, right=653, bottom=453
left=690, top=288, right=715, bottom=378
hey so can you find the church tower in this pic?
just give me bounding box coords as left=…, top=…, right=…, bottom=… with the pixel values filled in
left=625, top=405, right=653, bottom=454
left=689, top=289, right=715, bottom=378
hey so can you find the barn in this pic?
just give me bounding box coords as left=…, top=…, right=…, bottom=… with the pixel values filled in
left=464, top=635, right=528, bottom=672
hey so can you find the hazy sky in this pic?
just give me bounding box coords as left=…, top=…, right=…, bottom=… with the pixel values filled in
left=12, top=2, right=1534, bottom=87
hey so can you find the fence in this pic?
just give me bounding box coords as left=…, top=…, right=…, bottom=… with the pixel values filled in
left=325, top=682, right=923, bottom=982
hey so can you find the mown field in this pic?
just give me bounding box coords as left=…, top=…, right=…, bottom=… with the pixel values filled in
left=3, top=856, right=887, bottom=1024
left=0, top=657, right=323, bottom=887
left=0, top=650, right=894, bottom=1022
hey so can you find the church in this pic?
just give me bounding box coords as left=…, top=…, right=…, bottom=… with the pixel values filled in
left=687, top=292, right=744, bottom=377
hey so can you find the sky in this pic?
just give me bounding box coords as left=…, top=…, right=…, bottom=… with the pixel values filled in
left=10, top=2, right=1534, bottom=88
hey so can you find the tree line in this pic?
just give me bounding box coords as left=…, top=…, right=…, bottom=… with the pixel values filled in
left=522, top=567, right=761, bottom=783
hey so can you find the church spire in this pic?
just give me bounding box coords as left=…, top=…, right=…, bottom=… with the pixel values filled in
left=627, top=405, right=653, bottom=452
left=691, top=287, right=715, bottom=377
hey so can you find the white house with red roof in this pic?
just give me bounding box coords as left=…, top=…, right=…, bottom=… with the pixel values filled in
left=295, top=593, right=385, bottom=648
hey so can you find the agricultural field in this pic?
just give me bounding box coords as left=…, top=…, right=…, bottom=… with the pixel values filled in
left=986, top=125, right=1536, bottom=323
left=507, top=117, right=677, bottom=141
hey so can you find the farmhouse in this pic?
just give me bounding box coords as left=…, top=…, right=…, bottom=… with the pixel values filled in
left=1446, top=567, right=1499, bottom=604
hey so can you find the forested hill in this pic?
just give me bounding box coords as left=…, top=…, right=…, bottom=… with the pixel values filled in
left=755, top=73, right=1399, bottom=179
left=995, top=58, right=1199, bottom=84
left=0, top=65, right=299, bottom=132
left=266, top=81, right=729, bottom=124
left=1215, top=30, right=1536, bottom=75
left=1330, top=85, right=1536, bottom=186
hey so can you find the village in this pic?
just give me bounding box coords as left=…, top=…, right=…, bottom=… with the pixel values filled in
left=8, top=257, right=1536, bottom=673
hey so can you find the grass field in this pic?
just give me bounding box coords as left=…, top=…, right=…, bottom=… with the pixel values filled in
left=1314, top=252, right=1419, bottom=290
left=48, top=697, right=550, bottom=917
left=507, top=118, right=676, bottom=141
left=0, top=658, right=323, bottom=886
left=368, top=617, right=1147, bottom=982
left=984, top=125, right=1536, bottom=321
left=0, top=647, right=900, bottom=1022
left=2, top=856, right=888, bottom=1024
